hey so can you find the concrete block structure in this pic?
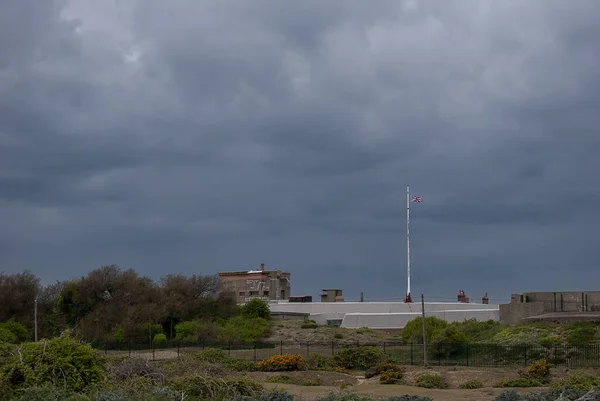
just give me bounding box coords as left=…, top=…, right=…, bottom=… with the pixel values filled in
left=218, top=264, right=291, bottom=305
left=500, top=291, right=600, bottom=325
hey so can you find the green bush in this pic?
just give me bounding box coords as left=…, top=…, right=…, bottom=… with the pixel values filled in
left=499, top=378, right=543, bottom=388
left=0, top=331, right=105, bottom=392
left=0, top=328, right=17, bottom=344
left=0, top=320, right=28, bottom=343
left=334, top=333, right=344, bottom=339
left=430, top=325, right=469, bottom=358
left=333, top=347, right=385, bottom=370
left=380, top=397, right=433, bottom=401
left=240, top=299, right=271, bottom=320
left=153, top=333, right=168, bottom=346
left=220, top=316, right=271, bottom=343
left=194, top=347, right=229, bottom=363
left=460, top=380, right=484, bottom=389
left=226, top=358, right=258, bottom=372
left=301, top=323, right=319, bottom=329
left=566, top=325, right=597, bottom=345
left=415, top=373, right=448, bottom=389
left=307, top=354, right=336, bottom=370
left=402, top=316, right=447, bottom=344
left=551, top=373, right=600, bottom=391
left=174, top=320, right=203, bottom=341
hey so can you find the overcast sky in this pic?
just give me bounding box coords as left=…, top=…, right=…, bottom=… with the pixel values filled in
left=2, top=0, right=599, bottom=303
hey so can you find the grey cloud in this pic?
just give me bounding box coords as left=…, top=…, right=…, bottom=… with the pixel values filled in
left=1, top=0, right=600, bottom=301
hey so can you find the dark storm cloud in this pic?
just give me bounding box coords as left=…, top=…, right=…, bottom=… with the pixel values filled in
left=2, top=0, right=600, bottom=301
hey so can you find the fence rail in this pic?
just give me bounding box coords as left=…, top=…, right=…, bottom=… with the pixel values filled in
left=94, top=340, right=600, bottom=368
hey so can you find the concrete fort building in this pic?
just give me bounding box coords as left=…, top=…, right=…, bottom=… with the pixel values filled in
left=269, top=290, right=499, bottom=329
left=218, top=264, right=291, bottom=305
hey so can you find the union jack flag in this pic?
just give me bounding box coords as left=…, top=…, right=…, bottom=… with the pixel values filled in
left=411, top=196, right=423, bottom=203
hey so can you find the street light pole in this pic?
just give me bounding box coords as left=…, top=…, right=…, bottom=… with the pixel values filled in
left=34, top=298, right=38, bottom=342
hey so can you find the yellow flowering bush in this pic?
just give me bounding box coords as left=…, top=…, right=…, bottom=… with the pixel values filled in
left=257, top=354, right=308, bottom=372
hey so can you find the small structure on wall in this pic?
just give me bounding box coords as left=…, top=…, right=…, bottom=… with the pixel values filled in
left=321, top=289, right=344, bottom=302
left=218, top=263, right=291, bottom=305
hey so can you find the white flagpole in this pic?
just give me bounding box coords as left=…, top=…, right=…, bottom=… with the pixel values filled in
left=406, top=185, right=411, bottom=302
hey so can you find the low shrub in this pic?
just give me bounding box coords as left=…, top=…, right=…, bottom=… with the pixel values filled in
left=307, top=354, right=336, bottom=370
left=364, top=362, right=403, bottom=379
left=522, top=360, right=552, bottom=383
left=265, top=375, right=293, bottom=384
left=194, top=347, right=229, bottom=363
left=551, top=373, right=600, bottom=391
left=415, top=373, right=448, bottom=389
left=333, top=347, right=385, bottom=370
left=315, top=391, right=373, bottom=401
left=493, top=387, right=588, bottom=401
left=334, top=333, right=344, bottom=339
left=108, top=357, right=165, bottom=384
left=494, top=390, right=520, bottom=401
left=303, top=378, right=323, bottom=386
left=173, top=375, right=264, bottom=400
left=258, top=354, right=307, bottom=372
left=380, top=371, right=402, bottom=384
left=459, top=379, right=484, bottom=389
left=224, top=391, right=295, bottom=401
left=226, top=358, right=258, bottom=372
left=0, top=331, right=105, bottom=392
left=150, top=386, right=185, bottom=401
left=380, top=397, right=433, bottom=401
left=6, top=384, right=87, bottom=401
left=301, top=323, right=319, bottom=329
left=499, top=378, right=543, bottom=388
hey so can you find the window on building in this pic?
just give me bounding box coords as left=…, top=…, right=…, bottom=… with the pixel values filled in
left=239, top=292, right=245, bottom=296
left=263, top=291, right=269, bottom=296
left=249, top=291, right=259, bottom=296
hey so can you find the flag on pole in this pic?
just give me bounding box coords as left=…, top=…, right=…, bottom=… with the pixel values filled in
left=411, top=196, right=423, bottom=203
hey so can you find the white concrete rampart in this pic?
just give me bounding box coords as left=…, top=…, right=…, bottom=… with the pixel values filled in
left=269, top=301, right=499, bottom=329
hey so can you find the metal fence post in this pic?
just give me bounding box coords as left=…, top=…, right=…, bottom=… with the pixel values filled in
left=253, top=342, right=257, bottom=362
left=177, top=341, right=180, bottom=357
left=438, top=343, right=441, bottom=366
left=228, top=342, right=231, bottom=358
left=104, top=344, right=107, bottom=356
left=331, top=341, right=335, bottom=357
left=383, top=341, right=386, bottom=354
left=306, top=342, right=310, bottom=358
left=128, top=341, right=131, bottom=358
left=152, top=341, right=155, bottom=361
left=280, top=340, right=283, bottom=355
left=410, top=342, right=414, bottom=365
left=466, top=343, right=469, bottom=367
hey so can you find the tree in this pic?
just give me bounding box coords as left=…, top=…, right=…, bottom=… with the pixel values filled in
left=402, top=316, right=448, bottom=344
left=0, top=271, right=40, bottom=333
left=240, top=298, right=271, bottom=320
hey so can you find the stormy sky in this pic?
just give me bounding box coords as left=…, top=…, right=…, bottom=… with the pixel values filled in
left=2, top=0, right=600, bottom=303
